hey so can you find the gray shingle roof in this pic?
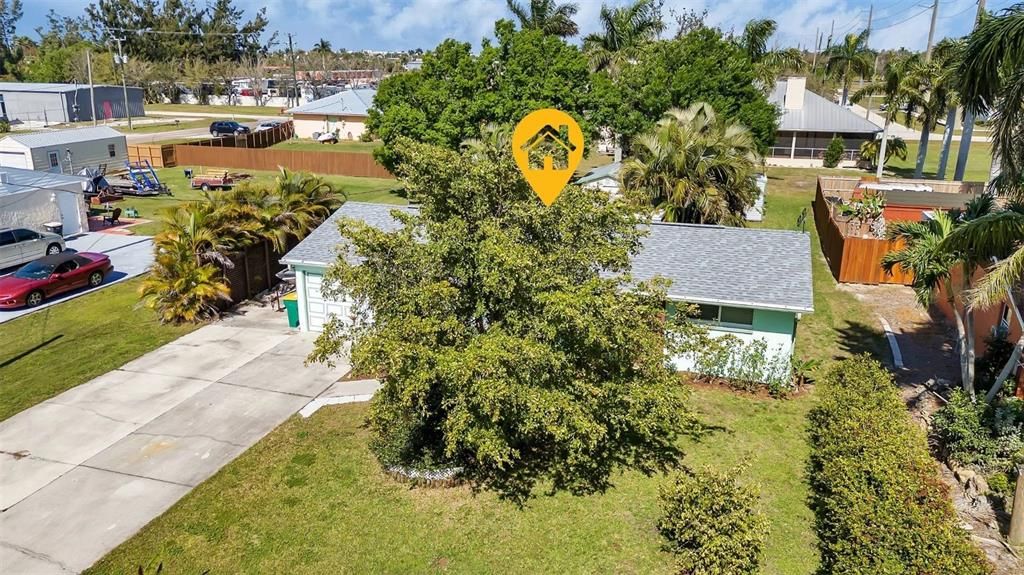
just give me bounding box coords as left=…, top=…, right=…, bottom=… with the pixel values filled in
left=286, top=88, right=376, bottom=117
left=576, top=161, right=621, bottom=185
left=280, top=202, right=416, bottom=266
left=283, top=202, right=814, bottom=313
left=632, top=222, right=813, bottom=312
left=769, top=80, right=881, bottom=134
left=5, top=126, right=124, bottom=149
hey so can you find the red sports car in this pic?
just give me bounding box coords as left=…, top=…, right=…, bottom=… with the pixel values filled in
left=0, top=252, right=113, bottom=309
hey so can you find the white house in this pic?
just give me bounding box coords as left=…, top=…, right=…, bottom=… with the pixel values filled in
left=285, top=88, right=376, bottom=140
left=0, top=167, right=89, bottom=237
left=0, top=126, right=128, bottom=174
left=576, top=161, right=621, bottom=197
left=280, top=203, right=814, bottom=375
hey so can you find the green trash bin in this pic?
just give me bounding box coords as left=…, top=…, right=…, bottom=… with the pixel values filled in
left=282, top=291, right=300, bottom=328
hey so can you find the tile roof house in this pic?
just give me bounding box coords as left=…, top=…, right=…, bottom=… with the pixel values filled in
left=285, top=88, right=376, bottom=141
left=281, top=202, right=813, bottom=377
left=767, top=77, right=881, bottom=167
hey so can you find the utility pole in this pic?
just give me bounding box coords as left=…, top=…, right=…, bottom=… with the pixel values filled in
left=86, top=49, right=97, bottom=126
left=113, top=36, right=133, bottom=130
left=866, top=4, right=873, bottom=38
left=954, top=0, right=986, bottom=181
left=811, top=27, right=820, bottom=71
left=826, top=19, right=834, bottom=50
left=288, top=33, right=299, bottom=107
left=925, top=0, right=940, bottom=61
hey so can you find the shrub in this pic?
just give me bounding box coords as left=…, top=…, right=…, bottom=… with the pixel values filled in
left=0, top=118, right=9, bottom=133
left=658, top=466, right=768, bottom=575
left=931, top=389, right=999, bottom=468
left=691, top=336, right=793, bottom=397
left=974, top=336, right=1014, bottom=394
left=359, top=131, right=373, bottom=142
left=807, top=356, right=992, bottom=574
left=823, top=135, right=845, bottom=168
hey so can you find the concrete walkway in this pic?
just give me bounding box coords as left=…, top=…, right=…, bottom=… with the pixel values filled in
left=0, top=304, right=374, bottom=574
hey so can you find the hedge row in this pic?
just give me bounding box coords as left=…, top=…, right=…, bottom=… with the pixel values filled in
left=807, top=356, right=992, bottom=574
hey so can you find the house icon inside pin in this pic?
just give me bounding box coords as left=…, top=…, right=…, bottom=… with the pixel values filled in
left=520, top=124, right=577, bottom=170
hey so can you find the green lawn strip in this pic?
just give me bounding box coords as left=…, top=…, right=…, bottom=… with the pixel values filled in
left=0, top=277, right=200, bottom=422
left=145, top=103, right=287, bottom=116
left=269, top=139, right=382, bottom=153
left=86, top=386, right=817, bottom=575
left=887, top=140, right=992, bottom=183
left=116, top=118, right=260, bottom=135
left=757, top=167, right=891, bottom=366
left=120, top=168, right=404, bottom=236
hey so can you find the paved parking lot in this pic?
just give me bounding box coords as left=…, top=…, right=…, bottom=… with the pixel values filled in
left=0, top=233, right=153, bottom=325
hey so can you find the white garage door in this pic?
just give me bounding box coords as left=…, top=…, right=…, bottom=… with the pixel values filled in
left=304, top=272, right=352, bottom=331
left=0, top=151, right=29, bottom=169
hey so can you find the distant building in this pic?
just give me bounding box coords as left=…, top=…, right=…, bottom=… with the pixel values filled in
left=0, top=82, right=145, bottom=124
left=286, top=88, right=376, bottom=140
left=0, top=126, right=128, bottom=174
left=767, top=77, right=881, bottom=167
left=576, top=161, right=621, bottom=197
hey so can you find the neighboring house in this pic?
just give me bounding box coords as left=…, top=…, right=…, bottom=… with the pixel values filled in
left=576, top=161, right=621, bottom=197
left=0, top=82, right=145, bottom=124
left=0, top=126, right=128, bottom=175
left=767, top=77, right=881, bottom=167
left=281, top=202, right=814, bottom=376
left=286, top=88, right=376, bottom=140
left=0, top=167, right=89, bottom=237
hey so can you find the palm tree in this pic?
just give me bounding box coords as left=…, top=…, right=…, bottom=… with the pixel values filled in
left=858, top=136, right=907, bottom=169
left=882, top=195, right=997, bottom=398
left=958, top=4, right=1024, bottom=185
left=823, top=29, right=873, bottom=106
left=461, top=123, right=514, bottom=160
left=582, top=0, right=664, bottom=76
left=506, top=0, right=580, bottom=37
left=736, top=19, right=804, bottom=90
left=906, top=43, right=958, bottom=178
left=620, top=103, right=761, bottom=225
left=313, top=38, right=333, bottom=83
left=851, top=55, right=917, bottom=177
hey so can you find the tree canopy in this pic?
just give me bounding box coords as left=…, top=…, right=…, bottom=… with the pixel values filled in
left=310, top=137, right=701, bottom=501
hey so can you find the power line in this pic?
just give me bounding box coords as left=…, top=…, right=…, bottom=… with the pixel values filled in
left=871, top=5, right=935, bottom=31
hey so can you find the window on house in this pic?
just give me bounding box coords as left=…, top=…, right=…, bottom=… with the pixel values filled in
left=107, top=144, right=116, bottom=158
left=999, top=304, right=1012, bottom=335
left=693, top=304, right=754, bottom=327
left=48, top=151, right=59, bottom=168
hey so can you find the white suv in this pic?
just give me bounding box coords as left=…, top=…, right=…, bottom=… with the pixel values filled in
left=0, top=228, right=65, bottom=270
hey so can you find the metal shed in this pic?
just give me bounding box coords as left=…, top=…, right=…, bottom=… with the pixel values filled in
left=0, top=127, right=128, bottom=174
left=0, top=82, right=145, bottom=124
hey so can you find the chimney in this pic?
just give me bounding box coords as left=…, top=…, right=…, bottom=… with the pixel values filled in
left=784, top=77, right=806, bottom=110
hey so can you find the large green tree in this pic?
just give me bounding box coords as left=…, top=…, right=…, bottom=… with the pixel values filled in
left=310, top=137, right=699, bottom=500
left=596, top=26, right=779, bottom=153
left=582, top=0, right=664, bottom=76
left=621, top=103, right=761, bottom=225
left=368, top=21, right=594, bottom=170
left=823, top=30, right=873, bottom=106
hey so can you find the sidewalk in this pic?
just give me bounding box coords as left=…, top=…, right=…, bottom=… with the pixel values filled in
left=0, top=305, right=375, bottom=574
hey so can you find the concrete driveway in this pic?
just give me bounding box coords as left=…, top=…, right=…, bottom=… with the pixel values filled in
left=0, top=233, right=153, bottom=325
left=0, top=304, right=375, bottom=574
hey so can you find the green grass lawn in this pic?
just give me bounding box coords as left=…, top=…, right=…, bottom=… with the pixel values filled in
left=86, top=387, right=817, bottom=575
left=758, top=167, right=891, bottom=366
left=145, top=103, right=286, bottom=116
left=270, top=139, right=382, bottom=153
left=121, top=168, right=404, bottom=236
left=115, top=118, right=258, bottom=135
left=0, top=277, right=200, bottom=422
left=887, top=140, right=993, bottom=183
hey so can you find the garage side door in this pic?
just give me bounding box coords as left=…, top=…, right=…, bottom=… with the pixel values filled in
left=304, top=272, right=351, bottom=332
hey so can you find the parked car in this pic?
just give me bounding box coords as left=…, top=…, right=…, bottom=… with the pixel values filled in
left=0, top=227, right=64, bottom=270
left=254, top=120, right=282, bottom=132
left=209, top=121, right=251, bottom=137
left=0, top=252, right=112, bottom=309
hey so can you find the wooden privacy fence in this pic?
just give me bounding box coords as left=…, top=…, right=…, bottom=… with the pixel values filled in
left=813, top=187, right=914, bottom=286
left=219, top=240, right=291, bottom=304
left=173, top=145, right=394, bottom=179
left=127, top=144, right=177, bottom=168
left=186, top=121, right=294, bottom=149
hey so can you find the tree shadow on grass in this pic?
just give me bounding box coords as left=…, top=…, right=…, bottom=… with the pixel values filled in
left=833, top=319, right=892, bottom=365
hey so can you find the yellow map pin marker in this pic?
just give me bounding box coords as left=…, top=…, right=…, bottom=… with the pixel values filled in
left=512, top=109, right=584, bottom=206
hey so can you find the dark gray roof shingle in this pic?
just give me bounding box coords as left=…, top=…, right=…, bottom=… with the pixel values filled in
left=282, top=203, right=814, bottom=313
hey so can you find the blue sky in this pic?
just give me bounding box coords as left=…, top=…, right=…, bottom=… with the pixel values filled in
left=22, top=0, right=1018, bottom=53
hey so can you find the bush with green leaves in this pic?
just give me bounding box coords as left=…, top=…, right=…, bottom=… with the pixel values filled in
left=657, top=465, right=769, bottom=575
left=823, top=135, right=845, bottom=168
left=931, top=389, right=999, bottom=468
left=691, top=335, right=793, bottom=397
left=808, top=356, right=992, bottom=574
